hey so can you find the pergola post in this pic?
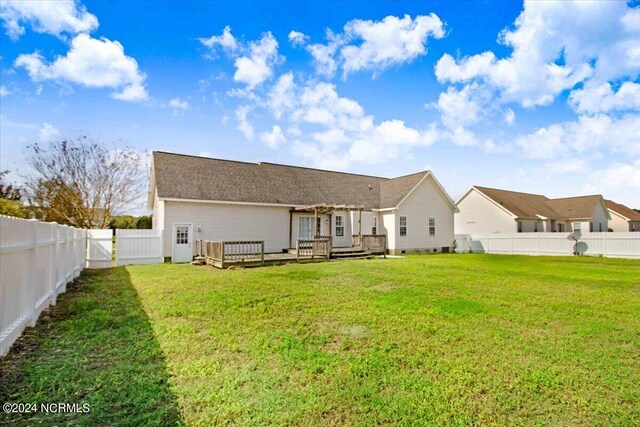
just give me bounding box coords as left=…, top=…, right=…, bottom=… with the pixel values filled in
left=314, top=207, right=318, bottom=238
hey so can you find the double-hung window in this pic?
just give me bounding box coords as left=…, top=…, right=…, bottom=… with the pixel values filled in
left=428, top=217, right=436, bottom=236
left=335, top=215, right=344, bottom=237
left=399, top=216, right=407, bottom=237
left=517, top=221, right=523, bottom=233
left=372, top=216, right=377, bottom=235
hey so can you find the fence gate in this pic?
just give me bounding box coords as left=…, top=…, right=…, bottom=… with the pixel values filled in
left=115, top=229, right=163, bottom=266
left=86, top=229, right=113, bottom=268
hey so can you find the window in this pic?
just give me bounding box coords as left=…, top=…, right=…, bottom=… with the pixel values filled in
left=316, top=217, right=322, bottom=236
left=534, top=222, right=538, bottom=232
left=335, top=215, right=344, bottom=237
left=589, top=222, right=594, bottom=232
left=371, top=216, right=377, bottom=235
left=573, top=222, right=581, bottom=231
left=429, top=217, right=436, bottom=236
left=599, top=222, right=603, bottom=232
left=557, top=223, right=565, bottom=232
left=175, top=226, right=189, bottom=244
left=517, top=221, right=523, bottom=233
left=399, top=216, right=407, bottom=236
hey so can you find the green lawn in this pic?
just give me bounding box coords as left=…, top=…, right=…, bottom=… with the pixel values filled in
left=1, top=255, right=639, bottom=426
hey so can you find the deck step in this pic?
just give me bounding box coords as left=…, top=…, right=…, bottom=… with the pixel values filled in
left=331, top=251, right=372, bottom=259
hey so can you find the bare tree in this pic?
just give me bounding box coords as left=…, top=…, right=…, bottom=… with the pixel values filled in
left=25, top=137, right=148, bottom=229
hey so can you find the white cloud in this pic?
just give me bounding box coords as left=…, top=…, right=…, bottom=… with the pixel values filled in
left=503, top=108, right=515, bottom=125
left=435, top=1, right=640, bottom=108
left=169, top=97, right=189, bottom=110
left=340, top=13, right=445, bottom=77
left=288, top=30, right=308, bottom=46
left=268, top=72, right=296, bottom=119
left=14, top=33, right=148, bottom=102
left=38, top=122, right=61, bottom=141
left=0, top=85, right=9, bottom=97
left=260, top=125, right=286, bottom=148
left=585, top=160, right=640, bottom=207
left=200, top=27, right=282, bottom=90
left=568, top=82, right=640, bottom=114
left=0, top=0, right=98, bottom=40
left=294, top=14, right=445, bottom=78
left=198, top=25, right=238, bottom=53
left=515, top=114, right=640, bottom=159
left=235, top=105, right=254, bottom=140
left=435, top=83, right=485, bottom=129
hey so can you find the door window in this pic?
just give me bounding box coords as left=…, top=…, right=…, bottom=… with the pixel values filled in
left=176, top=226, right=189, bottom=244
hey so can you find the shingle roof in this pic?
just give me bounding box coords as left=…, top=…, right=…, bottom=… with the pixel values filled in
left=545, top=195, right=604, bottom=220
left=474, top=186, right=567, bottom=219
left=473, top=186, right=605, bottom=220
left=606, top=199, right=640, bottom=221
left=152, top=151, right=428, bottom=210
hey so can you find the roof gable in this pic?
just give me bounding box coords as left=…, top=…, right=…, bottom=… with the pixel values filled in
left=606, top=199, right=640, bottom=221
left=545, top=195, right=604, bottom=220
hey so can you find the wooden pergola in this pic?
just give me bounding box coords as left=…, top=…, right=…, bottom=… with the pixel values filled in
left=293, top=203, right=365, bottom=240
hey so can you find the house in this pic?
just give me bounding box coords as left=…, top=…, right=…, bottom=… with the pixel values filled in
left=606, top=199, right=640, bottom=232
left=148, top=151, right=458, bottom=262
left=455, top=186, right=610, bottom=234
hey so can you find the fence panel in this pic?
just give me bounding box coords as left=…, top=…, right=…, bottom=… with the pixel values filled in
left=86, top=229, right=113, bottom=269
left=455, top=232, right=640, bottom=259
left=1, top=216, right=86, bottom=356
left=115, top=229, right=163, bottom=266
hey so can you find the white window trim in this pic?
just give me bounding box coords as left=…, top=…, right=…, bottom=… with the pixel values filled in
left=399, top=216, right=407, bottom=237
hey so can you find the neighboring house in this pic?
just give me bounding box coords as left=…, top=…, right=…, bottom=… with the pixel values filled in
left=606, top=199, right=640, bottom=232
left=455, top=186, right=610, bottom=234
left=148, top=151, right=458, bottom=261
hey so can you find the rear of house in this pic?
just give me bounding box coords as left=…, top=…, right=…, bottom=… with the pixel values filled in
left=149, top=152, right=458, bottom=261
left=455, top=186, right=610, bottom=234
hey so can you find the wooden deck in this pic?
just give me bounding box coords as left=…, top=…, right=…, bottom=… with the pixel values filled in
left=197, top=236, right=386, bottom=269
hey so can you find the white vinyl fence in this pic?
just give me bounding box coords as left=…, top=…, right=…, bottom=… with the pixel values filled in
left=115, top=229, right=163, bottom=266
left=1, top=216, right=164, bottom=356
left=1, top=215, right=86, bottom=356
left=455, top=232, right=640, bottom=259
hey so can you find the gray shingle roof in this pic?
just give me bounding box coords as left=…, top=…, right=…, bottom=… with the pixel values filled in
left=152, top=151, right=428, bottom=210
left=605, top=199, right=640, bottom=221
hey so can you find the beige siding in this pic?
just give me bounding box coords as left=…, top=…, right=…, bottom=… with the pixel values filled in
left=331, top=210, right=353, bottom=247
left=608, top=210, right=629, bottom=232
left=455, top=188, right=516, bottom=234
left=162, top=201, right=291, bottom=257
left=392, top=175, right=455, bottom=252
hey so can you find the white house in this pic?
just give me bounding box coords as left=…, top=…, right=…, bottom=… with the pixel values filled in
left=606, top=199, right=640, bottom=232
left=148, top=152, right=458, bottom=262
left=455, top=186, right=610, bottom=235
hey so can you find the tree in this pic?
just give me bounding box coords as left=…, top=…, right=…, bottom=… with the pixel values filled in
left=25, top=137, right=148, bottom=229
left=0, top=170, right=23, bottom=201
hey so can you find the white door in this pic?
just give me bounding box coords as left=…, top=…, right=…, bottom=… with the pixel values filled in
left=172, top=223, right=192, bottom=263
left=298, top=217, right=313, bottom=240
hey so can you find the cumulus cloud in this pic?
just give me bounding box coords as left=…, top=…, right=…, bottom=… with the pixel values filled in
left=0, top=0, right=98, bottom=40
left=14, top=33, right=148, bottom=102
left=200, top=27, right=282, bottom=90
left=585, top=160, right=640, bottom=207
left=38, top=122, right=61, bottom=141
left=292, top=14, right=445, bottom=78
left=235, top=105, right=254, bottom=140
left=0, top=85, right=9, bottom=97
left=568, top=82, right=640, bottom=114
left=435, top=1, right=640, bottom=108
left=260, top=125, right=286, bottom=148
left=515, top=114, right=640, bottom=160
left=169, top=97, right=189, bottom=109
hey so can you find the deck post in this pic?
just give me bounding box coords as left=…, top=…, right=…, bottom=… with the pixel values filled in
left=296, top=240, right=300, bottom=262
left=261, top=241, right=265, bottom=265
left=220, top=242, right=225, bottom=269
left=314, top=208, right=318, bottom=238
left=358, top=208, right=363, bottom=249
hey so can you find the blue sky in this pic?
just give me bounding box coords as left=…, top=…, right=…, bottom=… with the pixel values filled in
left=1, top=0, right=639, bottom=212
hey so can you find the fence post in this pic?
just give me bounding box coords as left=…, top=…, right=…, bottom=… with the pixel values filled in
left=50, top=222, right=58, bottom=306
left=220, top=243, right=225, bottom=269
left=261, top=242, right=265, bottom=265
left=27, top=219, right=38, bottom=327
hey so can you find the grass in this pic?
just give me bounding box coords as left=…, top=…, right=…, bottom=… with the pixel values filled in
left=1, top=254, right=639, bottom=426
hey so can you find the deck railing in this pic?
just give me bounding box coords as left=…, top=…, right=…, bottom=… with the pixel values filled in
left=204, top=240, right=265, bottom=268
left=296, top=238, right=331, bottom=261
left=352, top=234, right=387, bottom=252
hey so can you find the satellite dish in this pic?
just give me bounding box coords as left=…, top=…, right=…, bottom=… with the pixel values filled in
left=568, top=230, right=581, bottom=241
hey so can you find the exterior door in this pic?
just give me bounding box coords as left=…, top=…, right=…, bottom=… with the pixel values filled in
left=298, top=217, right=313, bottom=240
left=172, top=223, right=192, bottom=263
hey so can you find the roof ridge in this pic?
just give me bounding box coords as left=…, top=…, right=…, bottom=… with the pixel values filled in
left=548, top=194, right=602, bottom=201
left=258, top=162, right=388, bottom=180
left=474, top=185, right=548, bottom=198
left=385, top=170, right=430, bottom=181
left=154, top=151, right=259, bottom=166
